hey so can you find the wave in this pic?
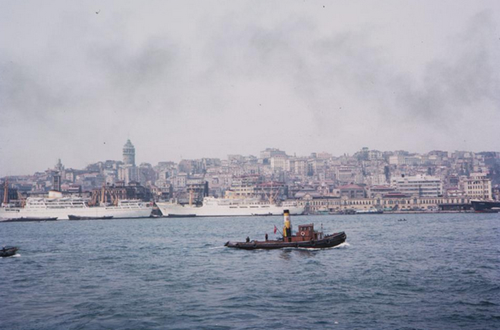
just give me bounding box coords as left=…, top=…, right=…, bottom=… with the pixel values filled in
left=333, top=242, right=350, bottom=249
left=1, top=253, right=21, bottom=258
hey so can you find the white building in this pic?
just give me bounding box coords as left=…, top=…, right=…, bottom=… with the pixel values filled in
left=389, top=155, right=422, bottom=166
left=270, top=155, right=288, bottom=171
left=118, top=165, right=138, bottom=184
left=287, top=157, right=308, bottom=176
left=462, top=173, right=492, bottom=200
left=391, top=174, right=443, bottom=197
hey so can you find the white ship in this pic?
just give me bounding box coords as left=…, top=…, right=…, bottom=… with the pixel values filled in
left=0, top=192, right=153, bottom=220
left=156, top=196, right=304, bottom=217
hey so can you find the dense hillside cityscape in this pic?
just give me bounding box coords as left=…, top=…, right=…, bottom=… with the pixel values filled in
left=2, top=140, right=499, bottom=213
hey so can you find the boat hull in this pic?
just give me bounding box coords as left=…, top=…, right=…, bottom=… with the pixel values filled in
left=0, top=205, right=153, bottom=220
left=1, top=217, right=58, bottom=222
left=471, top=200, right=500, bottom=212
left=0, top=246, right=18, bottom=257
left=157, top=201, right=304, bottom=217
left=225, top=232, right=346, bottom=250
left=68, top=215, right=114, bottom=220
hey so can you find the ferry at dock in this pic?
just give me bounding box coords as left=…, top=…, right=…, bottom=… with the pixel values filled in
left=156, top=196, right=304, bottom=217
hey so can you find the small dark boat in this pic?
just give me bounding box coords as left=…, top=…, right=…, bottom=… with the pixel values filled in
left=68, top=215, right=114, bottom=220
left=0, top=246, right=18, bottom=257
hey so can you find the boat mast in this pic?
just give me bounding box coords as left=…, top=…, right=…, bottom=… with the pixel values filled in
left=189, top=188, right=193, bottom=206
left=17, top=191, right=26, bottom=207
left=101, top=183, right=106, bottom=205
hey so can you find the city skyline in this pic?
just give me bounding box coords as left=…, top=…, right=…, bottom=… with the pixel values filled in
left=1, top=138, right=497, bottom=207
left=1, top=1, right=500, bottom=176
left=1, top=4, right=498, bottom=329
left=0, top=140, right=498, bottom=177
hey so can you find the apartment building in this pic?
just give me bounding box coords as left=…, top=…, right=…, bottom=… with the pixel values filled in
left=462, top=173, right=492, bottom=200
left=391, top=174, right=443, bottom=197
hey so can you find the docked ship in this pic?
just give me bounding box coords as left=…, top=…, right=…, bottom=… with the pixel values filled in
left=0, top=191, right=153, bottom=221
left=156, top=196, right=304, bottom=217
left=471, top=200, right=500, bottom=213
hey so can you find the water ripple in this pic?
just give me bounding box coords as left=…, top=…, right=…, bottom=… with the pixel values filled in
left=1, top=214, right=499, bottom=329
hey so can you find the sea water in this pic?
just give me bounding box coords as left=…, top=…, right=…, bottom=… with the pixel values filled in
left=1, top=213, right=499, bottom=330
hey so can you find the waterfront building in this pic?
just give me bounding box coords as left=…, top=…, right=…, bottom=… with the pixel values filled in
left=391, top=174, right=443, bottom=197
left=339, top=184, right=366, bottom=199
left=462, top=173, right=492, bottom=200
left=298, top=194, right=471, bottom=213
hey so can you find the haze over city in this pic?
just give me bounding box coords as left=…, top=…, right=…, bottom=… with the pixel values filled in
left=1, top=1, right=499, bottom=177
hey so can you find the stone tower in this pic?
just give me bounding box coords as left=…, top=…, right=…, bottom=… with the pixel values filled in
left=123, top=139, right=136, bottom=166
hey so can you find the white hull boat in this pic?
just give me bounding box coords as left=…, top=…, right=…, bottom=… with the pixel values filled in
left=0, top=197, right=153, bottom=220
left=156, top=197, right=304, bottom=217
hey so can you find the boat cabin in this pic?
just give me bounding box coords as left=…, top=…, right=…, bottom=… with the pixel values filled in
left=290, top=223, right=324, bottom=242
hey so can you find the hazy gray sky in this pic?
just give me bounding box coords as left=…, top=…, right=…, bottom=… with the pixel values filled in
left=1, top=0, right=499, bottom=176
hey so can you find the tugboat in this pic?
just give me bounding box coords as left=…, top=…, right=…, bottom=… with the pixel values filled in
left=224, top=210, right=346, bottom=250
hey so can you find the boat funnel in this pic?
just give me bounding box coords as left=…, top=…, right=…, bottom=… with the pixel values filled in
left=283, top=209, right=290, bottom=224
left=283, top=209, right=291, bottom=240
left=48, top=190, right=63, bottom=198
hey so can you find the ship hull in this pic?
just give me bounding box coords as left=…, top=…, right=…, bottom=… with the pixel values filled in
left=225, top=232, right=347, bottom=250
left=156, top=201, right=304, bottom=217
left=471, top=200, right=500, bottom=212
left=0, top=205, right=153, bottom=220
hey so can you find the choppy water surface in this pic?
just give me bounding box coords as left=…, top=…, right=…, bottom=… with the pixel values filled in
left=1, top=213, right=499, bottom=330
